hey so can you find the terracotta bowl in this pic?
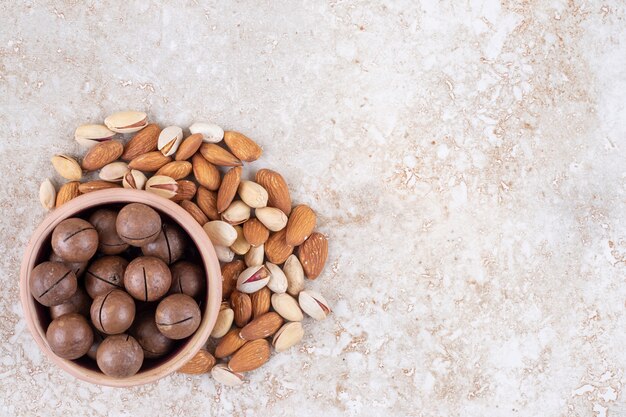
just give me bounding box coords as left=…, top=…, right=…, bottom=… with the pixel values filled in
left=19, top=189, right=221, bottom=387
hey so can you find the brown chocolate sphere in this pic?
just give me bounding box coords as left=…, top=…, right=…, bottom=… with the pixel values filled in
left=124, top=256, right=171, bottom=302
left=155, top=294, right=201, bottom=339
left=90, top=290, right=136, bottom=335
left=169, top=261, right=206, bottom=300
left=116, top=203, right=162, bottom=247
left=51, top=218, right=98, bottom=262
left=85, top=256, right=128, bottom=298
left=141, top=223, right=187, bottom=265
left=49, top=252, right=88, bottom=278
left=96, top=334, right=144, bottom=378
left=49, top=287, right=91, bottom=319
left=130, top=310, right=175, bottom=359
left=89, top=209, right=129, bottom=255
left=46, top=313, right=94, bottom=359
left=30, top=261, right=77, bottom=307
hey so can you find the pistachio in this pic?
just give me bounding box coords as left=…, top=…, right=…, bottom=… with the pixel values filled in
left=237, top=181, right=268, bottom=208
left=214, top=245, right=235, bottom=263
left=104, top=111, right=148, bottom=133
left=211, top=364, right=244, bottom=386
left=265, top=262, right=288, bottom=294
left=272, top=322, right=304, bottom=352
left=39, top=178, right=56, bottom=210
left=236, top=265, right=270, bottom=293
left=271, top=293, right=303, bottom=321
left=189, top=122, right=224, bottom=143
left=122, top=169, right=147, bottom=190
left=74, top=124, right=115, bottom=148
left=255, top=207, right=288, bottom=232
left=203, top=220, right=237, bottom=247
left=145, top=175, right=179, bottom=199
left=99, top=161, right=129, bottom=182
left=221, top=201, right=251, bottom=225
left=283, top=254, right=305, bottom=296
left=298, top=290, right=330, bottom=320
left=51, top=154, right=82, bottom=181
left=211, top=307, right=234, bottom=338
left=244, top=244, right=264, bottom=267
left=230, top=226, right=251, bottom=256
left=157, top=126, right=184, bottom=157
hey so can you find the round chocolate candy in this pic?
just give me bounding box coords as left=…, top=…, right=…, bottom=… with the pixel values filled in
left=90, top=289, right=136, bottom=335
left=89, top=209, right=129, bottom=255
left=169, top=261, right=206, bottom=300
left=49, top=252, right=88, bottom=278
left=116, top=203, right=162, bottom=247
left=96, top=334, right=144, bottom=378
left=84, top=256, right=128, bottom=298
left=46, top=313, right=94, bottom=360
left=30, top=261, right=77, bottom=307
left=51, top=218, right=98, bottom=262
left=124, top=256, right=171, bottom=302
left=141, top=223, right=187, bottom=265
left=155, top=294, right=201, bottom=339
left=49, top=287, right=91, bottom=319
left=130, top=310, right=175, bottom=359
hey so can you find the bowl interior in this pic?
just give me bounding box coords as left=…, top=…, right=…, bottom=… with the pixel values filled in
left=20, top=189, right=222, bottom=387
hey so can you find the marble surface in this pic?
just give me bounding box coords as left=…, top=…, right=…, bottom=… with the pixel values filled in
left=1, top=1, right=626, bottom=416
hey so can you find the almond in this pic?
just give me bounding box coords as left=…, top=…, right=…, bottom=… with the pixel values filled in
left=250, top=287, right=271, bottom=319
left=175, top=133, right=203, bottom=161
left=231, top=290, right=252, bottom=328
left=178, top=349, right=215, bottom=374
left=78, top=180, right=121, bottom=194
left=255, top=169, right=291, bottom=215
left=192, top=153, right=221, bottom=191
left=128, top=151, right=172, bottom=172
left=298, top=232, right=328, bottom=279
left=121, top=124, right=160, bottom=161
left=239, top=312, right=283, bottom=341
left=56, top=181, right=80, bottom=207
left=217, top=166, right=242, bottom=213
left=215, top=328, right=247, bottom=359
left=242, top=218, right=269, bottom=247
left=81, top=140, right=124, bottom=171
left=51, top=155, right=82, bottom=181
left=221, top=259, right=245, bottom=300
left=196, top=186, right=220, bottom=220
left=224, top=131, right=262, bottom=162
left=286, top=205, right=317, bottom=246
left=155, top=161, right=192, bottom=180
left=264, top=228, right=293, bottom=264
left=228, top=339, right=271, bottom=372
left=199, top=143, right=242, bottom=167
left=180, top=200, right=208, bottom=225
left=172, top=180, right=197, bottom=202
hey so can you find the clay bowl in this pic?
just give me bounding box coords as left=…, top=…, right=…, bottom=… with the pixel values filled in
left=19, top=189, right=221, bottom=387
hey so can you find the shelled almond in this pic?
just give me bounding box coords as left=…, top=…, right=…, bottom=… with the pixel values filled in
left=42, top=113, right=330, bottom=386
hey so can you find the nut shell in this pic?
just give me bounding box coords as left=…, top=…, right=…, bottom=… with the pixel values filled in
left=46, top=313, right=94, bottom=360
left=96, top=334, right=144, bottom=378
left=141, top=223, right=187, bottom=265
left=116, top=203, right=162, bottom=246
left=84, top=256, right=128, bottom=298
left=155, top=294, right=201, bottom=339
left=30, top=261, right=77, bottom=307
left=89, top=209, right=129, bottom=255
left=51, top=218, right=98, bottom=262
left=124, top=256, right=172, bottom=302
left=90, top=289, right=136, bottom=334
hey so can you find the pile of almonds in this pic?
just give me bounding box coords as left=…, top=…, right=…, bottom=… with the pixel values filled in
left=39, top=111, right=330, bottom=385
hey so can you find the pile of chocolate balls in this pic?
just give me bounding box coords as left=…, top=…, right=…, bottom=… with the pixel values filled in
left=30, top=202, right=206, bottom=378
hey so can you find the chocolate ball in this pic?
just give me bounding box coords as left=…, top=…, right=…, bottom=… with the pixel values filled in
left=96, top=334, right=144, bottom=378
left=90, top=290, right=136, bottom=335
left=49, top=252, right=88, bottom=278
left=141, top=223, right=187, bottom=265
left=124, top=256, right=171, bottom=302
left=116, top=203, right=162, bottom=247
left=46, top=313, right=94, bottom=359
left=51, top=218, right=98, bottom=262
left=87, top=329, right=104, bottom=361
left=89, top=209, right=129, bottom=255
left=49, top=287, right=91, bottom=319
left=169, top=261, right=206, bottom=300
left=155, top=294, right=201, bottom=339
left=130, top=310, right=175, bottom=359
left=30, top=261, right=77, bottom=307
left=85, top=256, right=128, bottom=298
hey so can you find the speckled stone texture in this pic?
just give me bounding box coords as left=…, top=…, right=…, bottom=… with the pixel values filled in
left=1, top=1, right=626, bottom=416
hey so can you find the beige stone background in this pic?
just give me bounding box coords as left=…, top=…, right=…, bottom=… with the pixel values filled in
left=1, top=1, right=626, bottom=416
